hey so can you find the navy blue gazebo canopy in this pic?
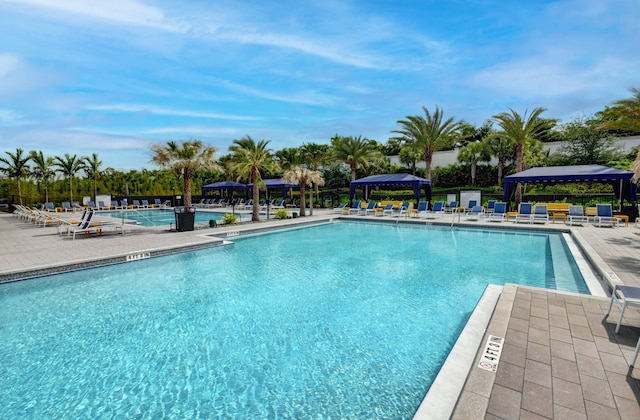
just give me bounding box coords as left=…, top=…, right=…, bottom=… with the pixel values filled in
left=349, top=174, right=432, bottom=202
left=503, top=165, right=637, bottom=203
left=201, top=181, right=248, bottom=197
left=247, top=178, right=299, bottom=201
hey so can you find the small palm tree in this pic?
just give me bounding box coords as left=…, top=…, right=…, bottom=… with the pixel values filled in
left=228, top=136, right=278, bottom=221
left=0, top=148, right=31, bottom=205
left=83, top=153, right=112, bottom=198
left=150, top=140, right=220, bottom=207
left=485, top=135, right=515, bottom=186
left=300, top=143, right=330, bottom=201
left=330, top=135, right=380, bottom=181
left=457, top=141, right=491, bottom=186
left=393, top=106, right=459, bottom=180
left=29, top=150, right=56, bottom=204
left=282, top=166, right=325, bottom=216
left=492, top=108, right=548, bottom=203
left=53, top=153, right=84, bottom=203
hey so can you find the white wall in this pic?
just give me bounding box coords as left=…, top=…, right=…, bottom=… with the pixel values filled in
left=389, top=136, right=640, bottom=170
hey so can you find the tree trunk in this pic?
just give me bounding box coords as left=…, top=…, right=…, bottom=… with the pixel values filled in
left=183, top=169, right=192, bottom=207
left=251, top=170, right=260, bottom=221
left=424, top=152, right=433, bottom=181
left=299, top=183, right=306, bottom=216
left=515, top=142, right=524, bottom=204
left=471, top=161, right=477, bottom=186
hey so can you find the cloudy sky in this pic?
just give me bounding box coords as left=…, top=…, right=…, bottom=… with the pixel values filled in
left=1, top=0, right=639, bottom=170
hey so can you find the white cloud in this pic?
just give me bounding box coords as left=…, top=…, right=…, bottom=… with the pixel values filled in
left=1, top=0, right=184, bottom=32
left=0, top=108, right=31, bottom=126
left=86, top=104, right=262, bottom=121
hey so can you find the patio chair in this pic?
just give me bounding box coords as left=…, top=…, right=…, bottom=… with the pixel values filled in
left=465, top=205, right=484, bottom=221
left=425, top=201, right=445, bottom=219
left=567, top=205, right=588, bottom=226
left=515, top=202, right=533, bottom=223
left=605, top=285, right=640, bottom=334
left=485, top=200, right=496, bottom=214
left=489, top=202, right=507, bottom=222
left=347, top=200, right=362, bottom=215
left=43, top=202, right=55, bottom=212
left=593, top=203, right=616, bottom=227
left=378, top=203, right=394, bottom=216
left=415, top=200, right=429, bottom=217
left=532, top=204, right=549, bottom=224
left=444, top=201, right=458, bottom=213
left=359, top=201, right=377, bottom=216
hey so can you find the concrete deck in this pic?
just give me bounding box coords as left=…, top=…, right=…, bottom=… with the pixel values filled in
left=1, top=209, right=639, bottom=418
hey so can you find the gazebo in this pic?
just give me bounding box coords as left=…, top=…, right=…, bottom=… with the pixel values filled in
left=503, top=165, right=637, bottom=208
left=200, top=181, right=248, bottom=199
left=349, top=174, right=432, bottom=203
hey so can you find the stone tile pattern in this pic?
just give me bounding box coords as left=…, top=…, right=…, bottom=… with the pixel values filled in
left=454, top=286, right=640, bottom=419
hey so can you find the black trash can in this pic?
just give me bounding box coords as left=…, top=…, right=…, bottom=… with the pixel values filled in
left=174, top=206, right=195, bottom=231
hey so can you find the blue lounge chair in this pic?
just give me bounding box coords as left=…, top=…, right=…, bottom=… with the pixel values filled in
left=532, top=204, right=549, bottom=224
left=445, top=201, right=458, bottom=213
left=359, top=201, right=377, bottom=216
left=594, top=203, right=616, bottom=227
left=332, top=203, right=347, bottom=213
left=567, top=205, right=588, bottom=226
left=465, top=205, right=484, bottom=221
left=485, top=200, right=496, bottom=214
left=43, top=202, right=55, bottom=212
left=489, top=202, right=507, bottom=222
left=61, top=201, right=73, bottom=212
left=464, top=200, right=477, bottom=213
left=515, top=202, right=533, bottom=223
left=377, top=203, right=394, bottom=216
left=415, top=201, right=429, bottom=217
left=425, top=201, right=445, bottom=219
left=348, top=200, right=361, bottom=214
left=153, top=198, right=162, bottom=207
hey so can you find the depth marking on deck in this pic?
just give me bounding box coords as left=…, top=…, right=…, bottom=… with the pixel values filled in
left=478, top=335, right=504, bottom=373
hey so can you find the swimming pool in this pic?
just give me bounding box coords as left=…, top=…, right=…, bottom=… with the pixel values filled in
left=100, top=208, right=250, bottom=227
left=0, top=221, right=588, bottom=417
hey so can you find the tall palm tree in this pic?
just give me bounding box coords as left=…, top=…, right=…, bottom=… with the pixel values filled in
left=300, top=142, right=330, bottom=200
left=150, top=140, right=220, bottom=207
left=486, top=134, right=515, bottom=187
left=330, top=135, right=380, bottom=181
left=282, top=166, right=324, bottom=217
left=393, top=106, right=459, bottom=180
left=53, top=153, right=84, bottom=203
left=492, top=107, right=548, bottom=203
left=228, top=136, right=278, bottom=221
left=29, top=150, right=56, bottom=204
left=457, top=141, right=491, bottom=186
left=597, top=88, right=640, bottom=133
left=83, top=153, right=111, bottom=198
left=0, top=148, right=31, bottom=205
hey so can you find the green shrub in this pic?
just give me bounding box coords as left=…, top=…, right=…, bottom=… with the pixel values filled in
left=274, top=209, right=288, bottom=219
left=220, top=213, right=238, bottom=225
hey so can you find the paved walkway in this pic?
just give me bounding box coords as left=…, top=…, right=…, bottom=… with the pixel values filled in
left=1, top=209, right=640, bottom=418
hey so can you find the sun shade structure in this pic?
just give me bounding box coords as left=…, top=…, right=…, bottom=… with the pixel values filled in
left=503, top=165, right=637, bottom=204
left=201, top=181, right=248, bottom=197
left=247, top=178, right=300, bottom=202
left=349, top=174, right=432, bottom=203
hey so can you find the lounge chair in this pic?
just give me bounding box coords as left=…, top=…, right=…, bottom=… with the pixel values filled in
left=414, top=201, right=429, bottom=217
left=153, top=198, right=162, bottom=208
left=72, top=201, right=83, bottom=211
left=359, top=201, right=377, bottom=216
left=332, top=203, right=347, bottom=214
left=244, top=199, right=254, bottom=210
left=489, top=202, right=507, bottom=222
left=465, top=205, right=484, bottom=221
left=594, top=203, right=616, bottom=227
left=111, top=200, right=124, bottom=210
left=425, top=201, right=445, bottom=219
left=87, top=201, right=99, bottom=210
left=485, top=200, right=496, bottom=214
left=377, top=203, right=394, bottom=216
left=132, top=199, right=142, bottom=208
left=605, top=285, right=640, bottom=334
left=43, top=202, right=55, bottom=212
left=464, top=200, right=477, bottom=213
left=194, top=198, right=207, bottom=208
left=395, top=202, right=411, bottom=218
left=347, top=200, right=362, bottom=214
left=69, top=209, right=122, bottom=239
left=567, top=205, right=589, bottom=226
left=515, top=202, right=533, bottom=223
left=532, top=205, right=549, bottom=224
left=141, top=199, right=151, bottom=208
left=444, top=201, right=458, bottom=213
left=61, top=201, right=73, bottom=212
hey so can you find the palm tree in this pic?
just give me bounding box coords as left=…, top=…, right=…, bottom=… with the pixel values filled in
left=29, top=150, right=56, bottom=204
left=399, top=144, right=422, bottom=175
left=228, top=136, right=278, bottom=221
left=457, top=141, right=491, bottom=186
left=282, top=166, right=325, bottom=216
left=83, top=153, right=111, bottom=198
left=53, top=153, right=84, bottom=203
left=300, top=142, right=330, bottom=201
left=486, top=134, right=515, bottom=186
left=330, top=135, right=380, bottom=181
left=492, top=107, right=548, bottom=203
left=150, top=140, right=220, bottom=207
left=0, top=148, right=31, bottom=205
left=597, top=88, right=640, bottom=133
left=393, top=106, right=459, bottom=180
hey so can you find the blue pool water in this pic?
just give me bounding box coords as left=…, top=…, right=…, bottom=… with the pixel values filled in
left=100, top=209, right=249, bottom=227
left=0, top=221, right=587, bottom=418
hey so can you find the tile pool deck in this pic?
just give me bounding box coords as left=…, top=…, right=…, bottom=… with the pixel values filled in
left=1, top=209, right=639, bottom=418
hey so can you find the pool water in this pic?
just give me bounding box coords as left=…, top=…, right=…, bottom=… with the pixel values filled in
left=100, top=209, right=249, bottom=227
left=0, top=221, right=587, bottom=418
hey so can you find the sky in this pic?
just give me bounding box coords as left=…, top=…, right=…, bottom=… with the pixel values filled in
left=1, top=0, right=639, bottom=171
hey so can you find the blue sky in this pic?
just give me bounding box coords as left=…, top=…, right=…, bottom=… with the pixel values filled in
left=1, top=0, right=639, bottom=171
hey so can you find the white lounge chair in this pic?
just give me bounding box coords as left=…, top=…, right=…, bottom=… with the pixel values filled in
left=532, top=205, right=549, bottom=224
left=515, top=202, right=533, bottom=223
left=359, top=202, right=377, bottom=216
left=425, top=201, right=445, bottom=219
left=593, top=203, right=617, bottom=227
left=489, top=202, right=507, bottom=222
left=465, top=205, right=484, bottom=221
left=567, top=205, right=588, bottom=226
left=347, top=200, right=362, bottom=215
